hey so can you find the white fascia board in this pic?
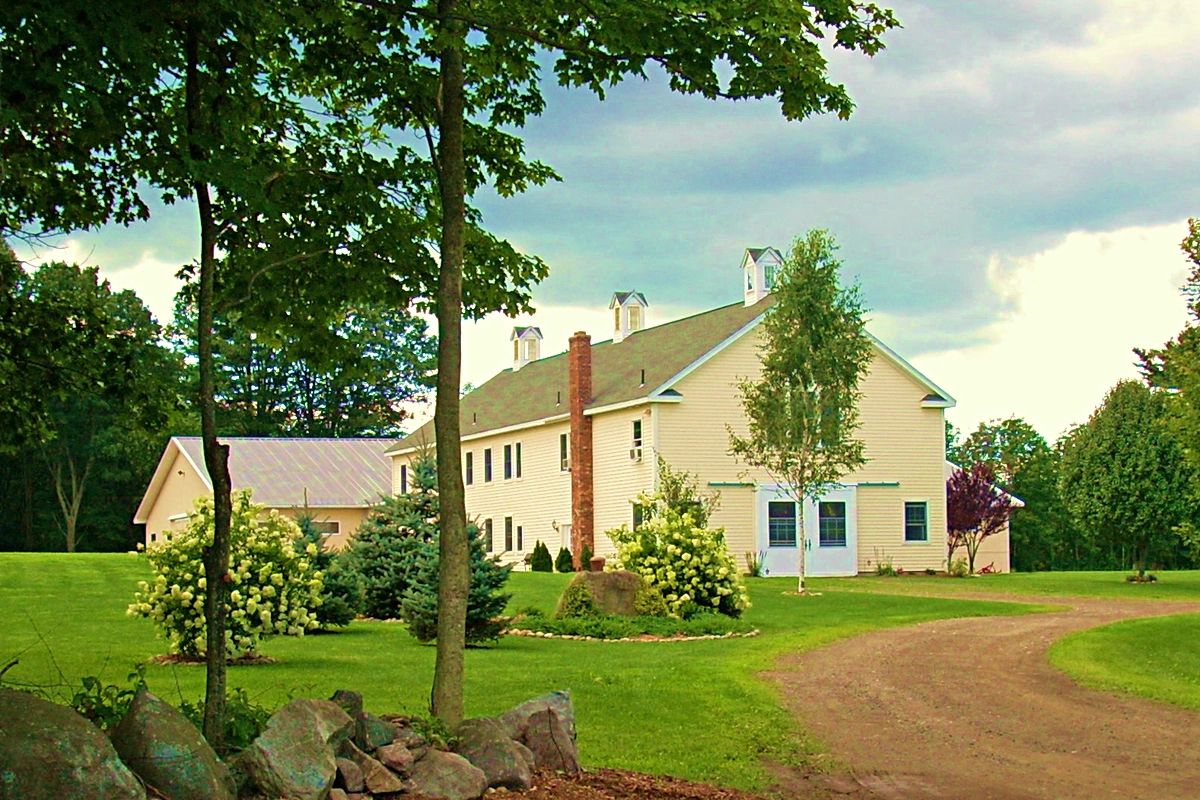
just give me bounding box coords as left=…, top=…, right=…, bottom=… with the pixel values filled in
left=176, top=438, right=214, bottom=491
left=387, top=413, right=572, bottom=457
left=867, top=332, right=957, bottom=408
left=648, top=312, right=768, bottom=397
left=583, top=395, right=682, bottom=417
left=133, top=437, right=211, bottom=524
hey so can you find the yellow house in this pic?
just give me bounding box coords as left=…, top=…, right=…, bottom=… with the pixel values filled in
left=134, top=436, right=393, bottom=550
left=389, top=247, right=1000, bottom=576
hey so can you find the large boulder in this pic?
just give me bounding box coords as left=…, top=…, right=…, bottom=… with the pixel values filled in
left=454, top=717, right=534, bottom=790
left=235, top=699, right=353, bottom=800
left=108, top=689, right=234, bottom=800
left=519, top=708, right=580, bottom=775
left=407, top=749, right=488, bottom=800
left=558, top=571, right=643, bottom=617
left=498, top=690, right=576, bottom=742
left=0, top=688, right=145, bottom=800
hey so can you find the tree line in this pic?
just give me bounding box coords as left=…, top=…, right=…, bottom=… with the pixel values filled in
left=948, top=218, right=1200, bottom=574
left=0, top=247, right=436, bottom=553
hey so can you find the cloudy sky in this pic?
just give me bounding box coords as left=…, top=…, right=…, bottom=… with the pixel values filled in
left=17, top=0, right=1200, bottom=442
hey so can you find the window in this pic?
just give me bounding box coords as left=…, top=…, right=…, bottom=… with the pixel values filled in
left=505, top=517, right=513, bottom=551
left=400, top=464, right=408, bottom=494
left=818, top=502, right=846, bottom=547
left=767, top=501, right=797, bottom=547
left=504, top=444, right=513, bottom=480
left=517, top=525, right=524, bottom=551
left=746, top=268, right=753, bottom=292
left=465, top=451, right=473, bottom=486
left=628, top=305, right=642, bottom=330
left=614, top=306, right=621, bottom=331
left=904, top=501, right=928, bottom=542
left=484, top=448, right=492, bottom=482
left=150, top=532, right=157, bottom=543
left=483, top=518, right=493, bottom=552
left=764, top=263, right=778, bottom=289
left=632, top=503, right=645, bottom=531
left=513, top=339, right=520, bottom=361
left=309, top=520, right=340, bottom=537
left=515, top=442, right=522, bottom=478
left=632, top=419, right=643, bottom=448
left=559, top=433, right=569, bottom=471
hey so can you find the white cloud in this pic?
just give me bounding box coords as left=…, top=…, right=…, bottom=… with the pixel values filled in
left=912, top=220, right=1192, bottom=442
left=21, top=237, right=183, bottom=326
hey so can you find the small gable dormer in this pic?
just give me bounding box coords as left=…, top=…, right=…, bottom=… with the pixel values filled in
left=609, top=291, right=648, bottom=343
left=511, top=326, right=542, bottom=371
left=742, top=247, right=784, bottom=306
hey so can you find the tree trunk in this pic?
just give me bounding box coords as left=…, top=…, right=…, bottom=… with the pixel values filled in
left=21, top=462, right=35, bottom=551
left=48, top=450, right=91, bottom=553
left=186, top=21, right=234, bottom=752
left=796, top=501, right=807, bottom=593
left=430, top=0, right=468, bottom=727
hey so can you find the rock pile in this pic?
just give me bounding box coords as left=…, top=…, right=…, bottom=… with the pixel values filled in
left=0, top=686, right=578, bottom=800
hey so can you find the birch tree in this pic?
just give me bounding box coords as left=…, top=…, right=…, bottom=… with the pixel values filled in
left=729, top=230, right=872, bottom=592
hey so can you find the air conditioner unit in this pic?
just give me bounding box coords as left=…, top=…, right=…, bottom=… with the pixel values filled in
left=560, top=457, right=571, bottom=471
left=629, top=446, right=643, bottom=462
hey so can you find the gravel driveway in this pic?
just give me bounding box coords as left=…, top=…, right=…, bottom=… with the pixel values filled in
left=766, top=595, right=1200, bottom=800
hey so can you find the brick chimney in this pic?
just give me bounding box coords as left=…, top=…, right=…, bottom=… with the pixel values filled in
left=568, top=331, right=594, bottom=568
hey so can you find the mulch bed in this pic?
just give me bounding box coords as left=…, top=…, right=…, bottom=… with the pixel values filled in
left=511, top=769, right=770, bottom=800
left=146, top=653, right=277, bottom=666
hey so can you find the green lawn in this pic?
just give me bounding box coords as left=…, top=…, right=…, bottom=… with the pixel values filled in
left=813, top=569, right=1200, bottom=601
left=1049, top=613, right=1200, bottom=711
left=0, top=554, right=1043, bottom=789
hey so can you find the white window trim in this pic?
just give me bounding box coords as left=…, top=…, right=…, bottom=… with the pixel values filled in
left=902, top=498, right=930, bottom=544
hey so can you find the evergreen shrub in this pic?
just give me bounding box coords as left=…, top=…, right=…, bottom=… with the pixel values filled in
left=530, top=540, right=553, bottom=572
left=555, top=546, right=575, bottom=573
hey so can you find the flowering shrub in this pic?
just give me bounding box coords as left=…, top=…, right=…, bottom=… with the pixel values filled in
left=129, top=490, right=323, bottom=657
left=608, top=507, right=749, bottom=619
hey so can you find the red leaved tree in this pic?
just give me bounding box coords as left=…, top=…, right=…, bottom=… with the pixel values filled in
left=947, top=463, right=1014, bottom=574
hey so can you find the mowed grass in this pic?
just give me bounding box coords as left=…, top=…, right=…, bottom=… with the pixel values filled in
left=1049, top=613, right=1200, bottom=711
left=0, top=554, right=1042, bottom=789
left=813, top=569, right=1200, bottom=601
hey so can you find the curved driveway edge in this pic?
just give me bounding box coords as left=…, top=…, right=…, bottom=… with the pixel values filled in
left=765, top=596, right=1200, bottom=800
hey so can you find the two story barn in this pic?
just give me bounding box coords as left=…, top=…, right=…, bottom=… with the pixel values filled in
left=388, top=248, right=996, bottom=576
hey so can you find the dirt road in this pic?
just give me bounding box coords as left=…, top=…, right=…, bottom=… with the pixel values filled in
left=767, top=596, right=1200, bottom=800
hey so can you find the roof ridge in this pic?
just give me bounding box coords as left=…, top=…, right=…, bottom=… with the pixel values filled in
left=175, top=436, right=395, bottom=442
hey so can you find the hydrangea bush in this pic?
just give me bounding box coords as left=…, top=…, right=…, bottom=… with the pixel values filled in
left=129, top=490, right=323, bottom=657
left=608, top=506, right=749, bottom=619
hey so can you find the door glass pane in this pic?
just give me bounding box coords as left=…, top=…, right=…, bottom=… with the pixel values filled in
left=767, top=501, right=797, bottom=547
left=819, top=501, right=847, bottom=547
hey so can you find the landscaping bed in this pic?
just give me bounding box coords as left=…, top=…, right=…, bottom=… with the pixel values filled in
left=506, top=609, right=757, bottom=641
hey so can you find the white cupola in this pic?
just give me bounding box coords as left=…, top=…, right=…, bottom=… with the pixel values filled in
left=511, top=326, right=543, bottom=371
left=742, top=247, right=784, bottom=306
left=609, top=291, right=649, bottom=343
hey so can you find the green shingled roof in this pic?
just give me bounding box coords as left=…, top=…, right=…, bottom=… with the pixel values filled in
left=388, top=296, right=773, bottom=453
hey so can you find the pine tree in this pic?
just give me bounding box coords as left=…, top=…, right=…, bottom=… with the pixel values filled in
left=403, top=522, right=511, bottom=644
left=530, top=540, right=553, bottom=572
left=555, top=546, right=575, bottom=573
left=343, top=457, right=438, bottom=619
